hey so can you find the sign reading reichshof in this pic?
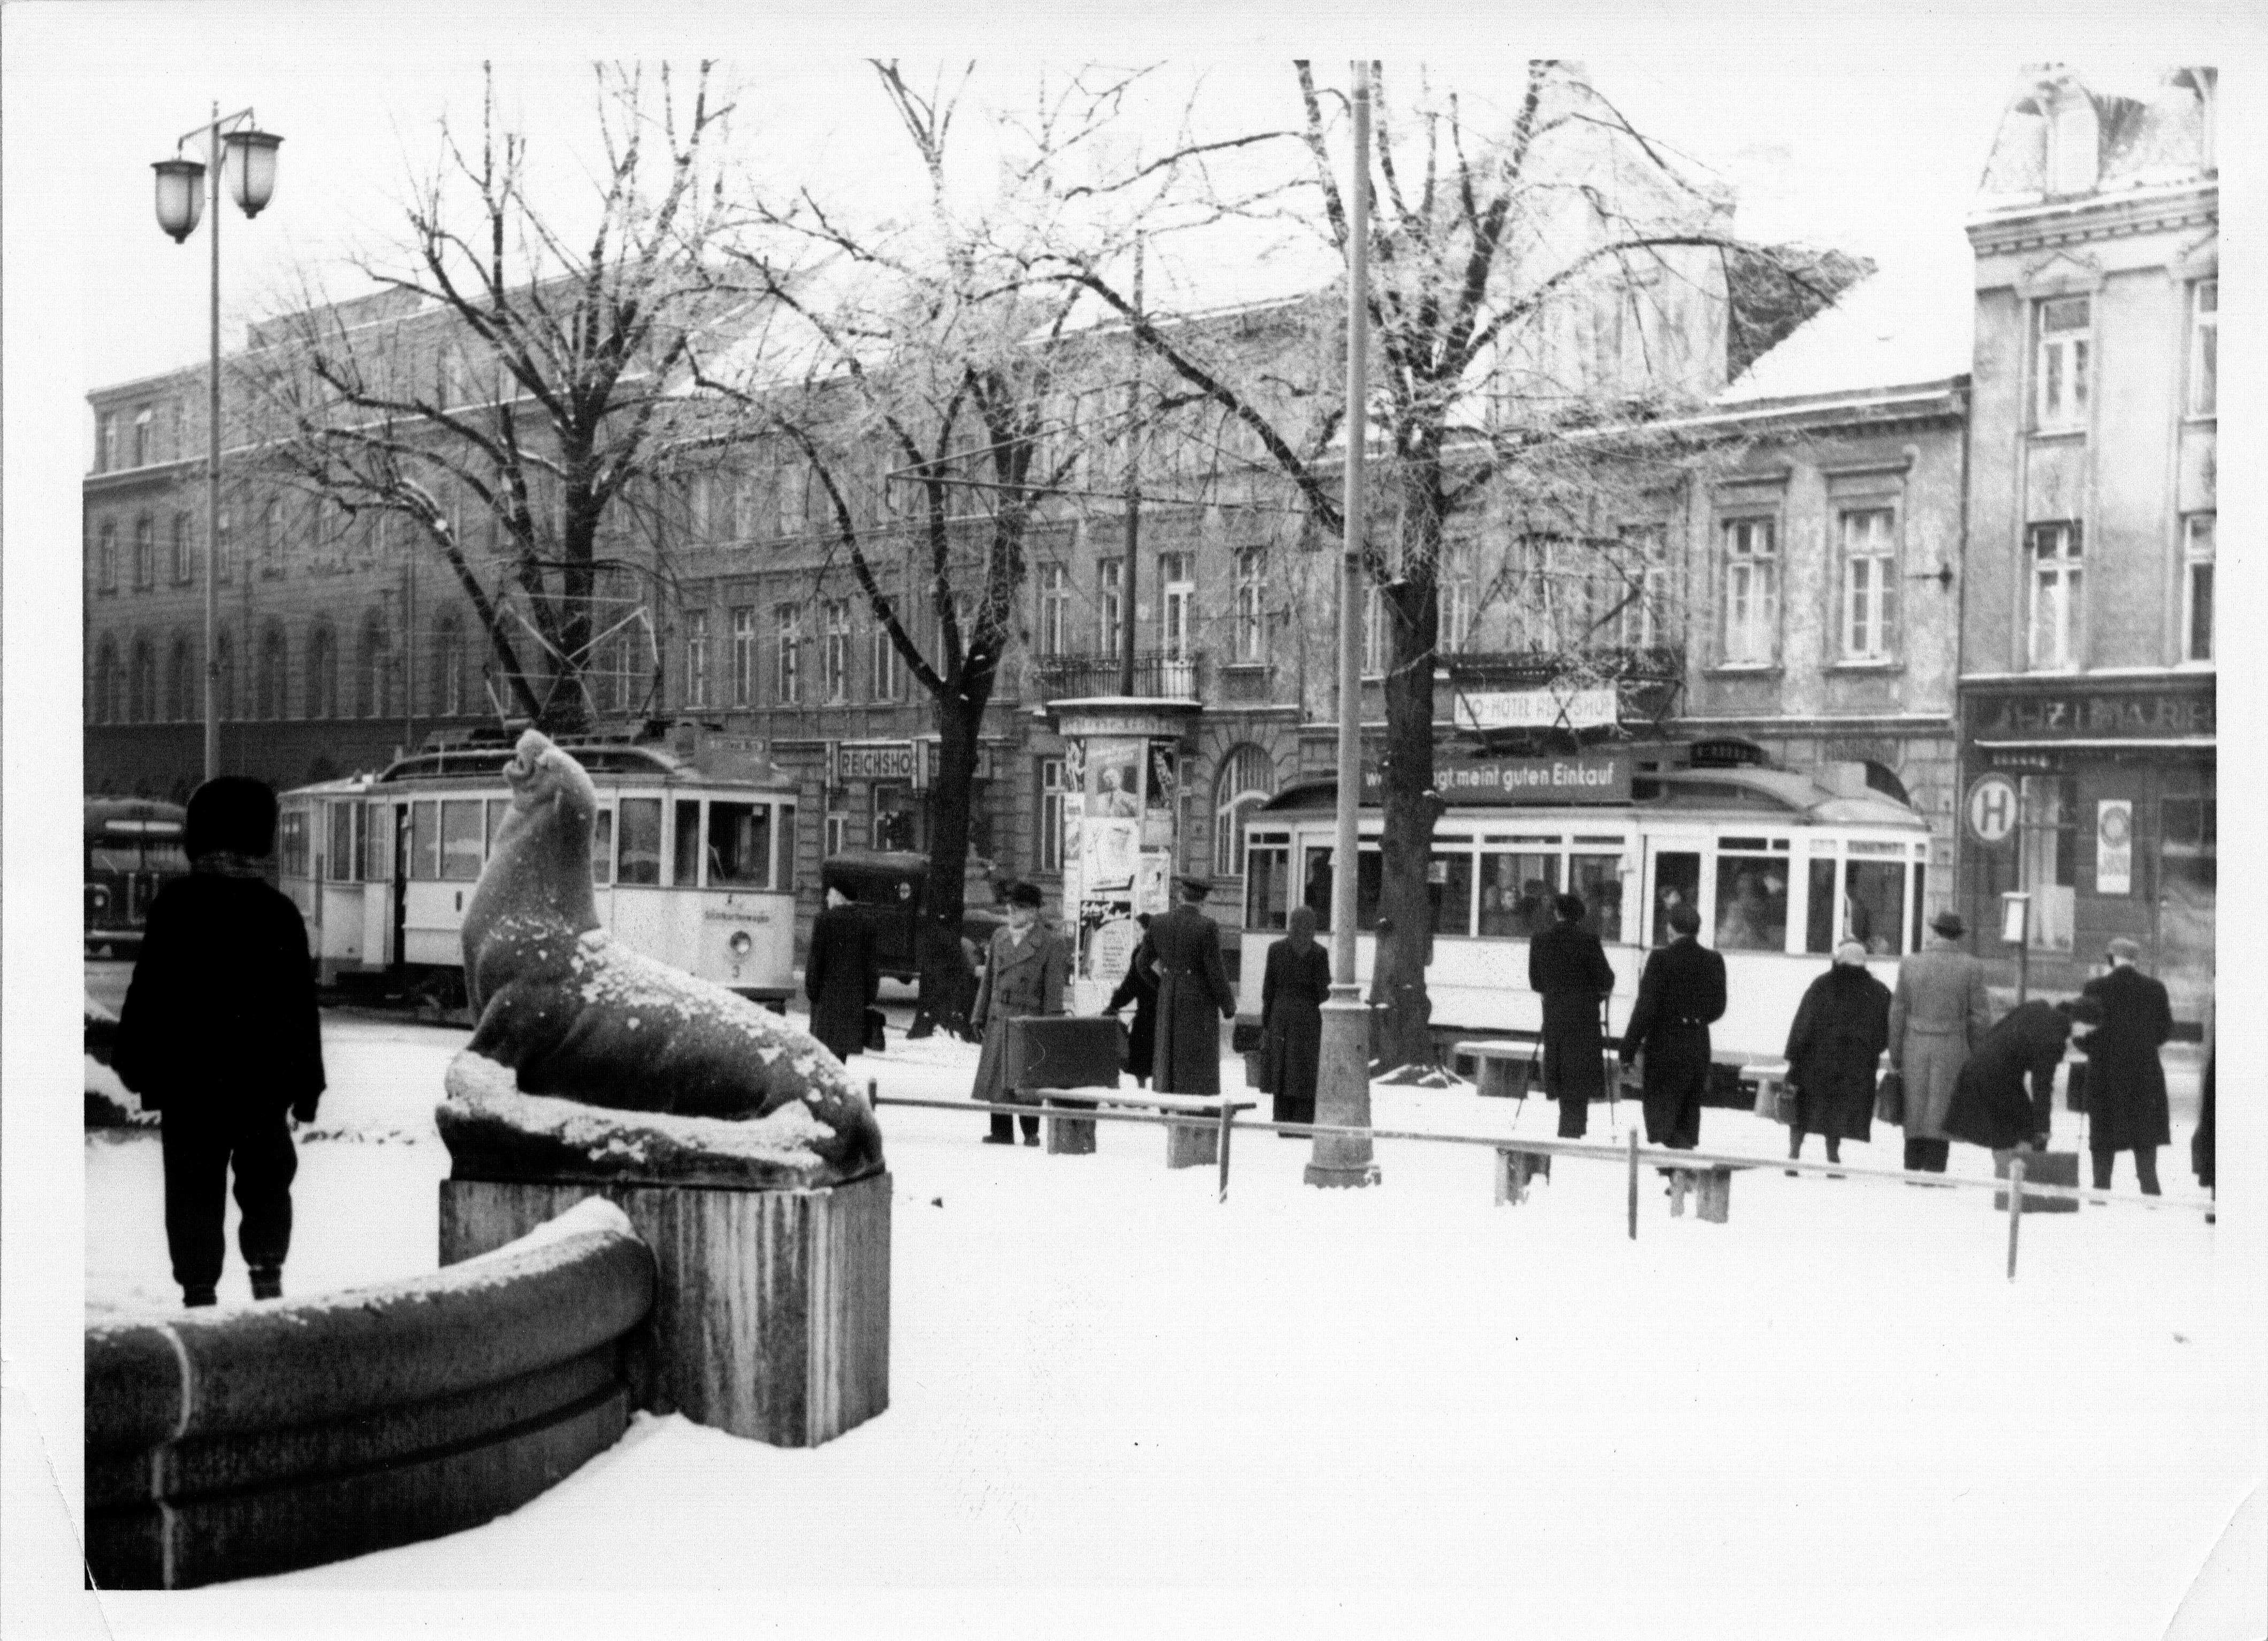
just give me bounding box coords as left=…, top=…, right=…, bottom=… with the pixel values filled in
left=834, top=741, right=917, bottom=782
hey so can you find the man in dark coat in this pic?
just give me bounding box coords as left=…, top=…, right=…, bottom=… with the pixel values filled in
left=970, top=882, right=1070, bottom=1144
left=1105, top=914, right=1159, bottom=1086
left=1529, top=892, right=1616, bottom=1139
left=1261, top=904, right=1331, bottom=1129
left=2079, top=937, right=2174, bottom=1194
left=113, top=777, right=326, bottom=1308
left=804, top=883, right=879, bottom=1064
left=1943, top=995, right=2099, bottom=1154
left=1618, top=900, right=1725, bottom=1151
left=1137, top=876, right=1238, bottom=1096
left=1782, top=939, right=1892, bottom=1167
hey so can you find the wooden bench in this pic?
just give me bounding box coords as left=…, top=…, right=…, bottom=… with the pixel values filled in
left=1492, top=1145, right=1554, bottom=1205
left=1031, top=1089, right=1257, bottom=1168
left=1453, top=1039, right=1541, bottom=1100
left=1737, top=1059, right=1793, bottom=1117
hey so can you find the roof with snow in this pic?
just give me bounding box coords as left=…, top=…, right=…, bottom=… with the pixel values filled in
left=1712, top=266, right=1972, bottom=408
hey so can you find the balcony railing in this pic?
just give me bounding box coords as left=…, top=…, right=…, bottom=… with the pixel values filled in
left=1029, top=649, right=1205, bottom=703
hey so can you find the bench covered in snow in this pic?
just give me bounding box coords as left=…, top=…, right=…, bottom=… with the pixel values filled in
left=1031, top=1088, right=1257, bottom=1168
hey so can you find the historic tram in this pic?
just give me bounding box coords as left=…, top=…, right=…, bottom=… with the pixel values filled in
left=85, top=796, right=189, bottom=957
left=276, top=732, right=799, bottom=1009
left=1238, top=751, right=1933, bottom=1062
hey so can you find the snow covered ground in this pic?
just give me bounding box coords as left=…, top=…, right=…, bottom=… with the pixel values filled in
left=79, top=1010, right=2262, bottom=1637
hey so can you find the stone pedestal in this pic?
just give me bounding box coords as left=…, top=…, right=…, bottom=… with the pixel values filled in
left=440, top=1172, right=891, bottom=1448
left=1043, top=1102, right=1099, bottom=1155
left=1305, top=990, right=1380, bottom=1188
left=1165, top=1120, right=1217, bottom=1169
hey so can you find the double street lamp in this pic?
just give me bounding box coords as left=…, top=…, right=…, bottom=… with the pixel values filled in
left=151, top=106, right=282, bottom=781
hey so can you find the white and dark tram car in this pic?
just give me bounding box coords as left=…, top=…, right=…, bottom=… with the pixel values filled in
left=277, top=734, right=800, bottom=1010
left=1238, top=755, right=1934, bottom=1064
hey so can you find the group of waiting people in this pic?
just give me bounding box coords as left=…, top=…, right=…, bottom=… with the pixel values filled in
left=1525, top=894, right=2208, bottom=1195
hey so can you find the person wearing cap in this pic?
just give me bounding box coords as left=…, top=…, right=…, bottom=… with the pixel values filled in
left=970, top=881, right=1069, bottom=1144
left=1135, top=875, right=1238, bottom=1096
left=112, top=776, right=326, bottom=1308
left=1887, top=910, right=1990, bottom=1177
left=1943, top=995, right=2101, bottom=1155
left=1781, top=939, right=1893, bottom=1172
left=1529, top=892, right=1617, bottom=1139
left=2077, top=937, right=2174, bottom=1194
left=1617, top=900, right=1726, bottom=1152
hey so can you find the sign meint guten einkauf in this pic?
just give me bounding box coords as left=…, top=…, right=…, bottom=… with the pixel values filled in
left=1359, top=752, right=1633, bottom=805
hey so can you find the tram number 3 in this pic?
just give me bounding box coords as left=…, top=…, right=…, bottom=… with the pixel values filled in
left=1966, top=774, right=2019, bottom=845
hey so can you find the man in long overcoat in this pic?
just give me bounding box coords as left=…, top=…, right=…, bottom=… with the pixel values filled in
left=1888, top=910, right=1991, bottom=1175
left=1943, top=995, right=2098, bottom=1154
left=2079, top=937, right=2174, bottom=1194
left=804, top=883, right=878, bottom=1064
left=970, top=882, right=1069, bottom=1144
left=1529, top=892, right=1616, bottom=1139
left=1782, top=939, right=1892, bottom=1167
left=1617, top=901, right=1725, bottom=1151
left=1137, top=876, right=1238, bottom=1096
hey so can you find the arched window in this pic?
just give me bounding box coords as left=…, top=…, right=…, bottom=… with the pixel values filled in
left=305, top=624, right=337, bottom=720
left=128, top=637, right=157, bottom=723
left=213, top=628, right=235, bottom=720
left=167, top=636, right=195, bottom=721
left=1211, top=743, right=1276, bottom=880
left=92, top=637, right=120, bottom=724
left=359, top=610, right=393, bottom=719
left=258, top=623, right=290, bottom=720
left=434, top=616, right=466, bottom=716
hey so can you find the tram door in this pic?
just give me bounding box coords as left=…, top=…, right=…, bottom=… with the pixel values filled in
left=391, top=802, right=412, bottom=978
left=1643, top=833, right=1707, bottom=947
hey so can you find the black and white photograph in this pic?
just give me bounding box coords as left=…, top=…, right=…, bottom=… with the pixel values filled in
left=5, top=6, right=2264, bottom=1637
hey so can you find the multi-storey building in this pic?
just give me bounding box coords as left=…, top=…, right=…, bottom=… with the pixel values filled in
left=1954, top=66, right=2217, bottom=1019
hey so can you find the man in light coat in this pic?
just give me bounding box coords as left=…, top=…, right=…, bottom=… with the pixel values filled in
left=1888, top=909, right=1991, bottom=1176
left=970, top=882, right=1070, bottom=1145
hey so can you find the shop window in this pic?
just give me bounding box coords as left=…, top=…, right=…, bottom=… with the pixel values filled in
left=2019, top=776, right=2077, bottom=951
left=2159, top=793, right=2216, bottom=978
left=1713, top=849, right=1788, bottom=951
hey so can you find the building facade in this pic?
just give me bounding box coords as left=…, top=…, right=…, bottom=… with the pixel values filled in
left=1955, top=66, right=2217, bottom=1020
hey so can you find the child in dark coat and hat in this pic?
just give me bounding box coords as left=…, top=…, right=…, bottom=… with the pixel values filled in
left=113, top=777, right=326, bottom=1307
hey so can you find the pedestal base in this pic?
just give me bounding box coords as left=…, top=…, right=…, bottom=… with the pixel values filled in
left=440, top=1171, right=890, bottom=1447
left=1165, top=1121, right=1217, bottom=1169
left=1305, top=993, right=1380, bottom=1189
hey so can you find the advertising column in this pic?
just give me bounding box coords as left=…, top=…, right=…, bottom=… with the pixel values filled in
left=1053, top=706, right=1197, bottom=1015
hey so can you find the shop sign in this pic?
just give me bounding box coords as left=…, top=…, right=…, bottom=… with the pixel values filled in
left=834, top=740, right=917, bottom=783
left=1965, top=774, right=2019, bottom=845
left=2095, top=799, right=2133, bottom=895
left=1360, top=752, right=1631, bottom=805
left=1967, top=686, right=2216, bottom=741
left=1455, top=686, right=1618, bottom=732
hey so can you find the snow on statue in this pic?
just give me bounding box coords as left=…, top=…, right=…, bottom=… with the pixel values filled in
left=438, top=729, right=884, bottom=1188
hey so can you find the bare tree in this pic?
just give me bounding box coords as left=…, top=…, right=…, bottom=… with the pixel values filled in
left=1047, top=59, right=1855, bottom=1071
left=240, top=63, right=737, bottom=733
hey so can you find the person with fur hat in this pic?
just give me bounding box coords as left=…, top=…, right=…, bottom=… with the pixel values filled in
left=2077, top=937, right=2174, bottom=1194
left=1887, top=909, right=1990, bottom=1177
left=112, top=776, right=325, bottom=1308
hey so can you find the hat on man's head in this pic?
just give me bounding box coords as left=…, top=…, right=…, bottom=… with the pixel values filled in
left=1554, top=892, right=1587, bottom=924
left=184, top=775, right=278, bottom=861
left=1175, top=874, right=1214, bottom=900
left=1006, top=881, right=1045, bottom=909
left=1930, top=911, right=1966, bottom=939
left=1665, top=902, right=1701, bottom=937
left=2106, top=936, right=2143, bottom=962
left=2056, top=995, right=2107, bottom=1025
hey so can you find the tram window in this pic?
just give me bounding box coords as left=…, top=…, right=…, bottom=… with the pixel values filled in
left=1843, top=860, right=1905, bottom=955
left=485, top=799, right=508, bottom=854
left=1246, top=845, right=1291, bottom=930
left=1303, top=848, right=1334, bottom=925
left=1569, top=853, right=1624, bottom=943
left=440, top=799, right=484, bottom=881
left=279, top=810, right=310, bottom=879
left=1651, top=852, right=1701, bottom=945
left=591, top=810, right=614, bottom=886
left=674, top=801, right=703, bottom=887
left=708, top=802, right=772, bottom=889
left=1300, top=846, right=1381, bottom=930
left=618, top=799, right=663, bottom=885
left=1478, top=852, right=1558, bottom=939
left=777, top=805, right=796, bottom=891
left=363, top=803, right=390, bottom=881
left=329, top=804, right=356, bottom=882
left=1356, top=849, right=1382, bottom=931
left=1806, top=859, right=1838, bottom=954
left=1911, top=865, right=1927, bottom=952
left=409, top=801, right=440, bottom=881
left=1430, top=852, right=1474, bottom=937
left=1713, top=856, right=1788, bottom=951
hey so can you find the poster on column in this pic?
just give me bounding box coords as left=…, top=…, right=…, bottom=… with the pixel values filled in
left=2096, top=800, right=2133, bottom=895
left=1077, top=738, right=1143, bottom=986
left=1143, top=742, right=1178, bottom=848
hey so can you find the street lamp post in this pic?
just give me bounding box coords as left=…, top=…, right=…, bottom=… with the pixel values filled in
left=153, top=105, right=281, bottom=782
left=1306, top=60, right=1381, bottom=1190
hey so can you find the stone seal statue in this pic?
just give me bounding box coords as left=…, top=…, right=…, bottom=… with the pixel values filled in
left=438, top=729, right=884, bottom=1189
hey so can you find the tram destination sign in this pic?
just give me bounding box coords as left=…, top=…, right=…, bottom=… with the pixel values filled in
left=1360, top=752, right=1632, bottom=805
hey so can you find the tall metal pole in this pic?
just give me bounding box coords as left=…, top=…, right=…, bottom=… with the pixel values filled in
left=1119, top=233, right=1143, bottom=698
left=1306, top=60, right=1381, bottom=1190
left=203, top=104, right=223, bottom=781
